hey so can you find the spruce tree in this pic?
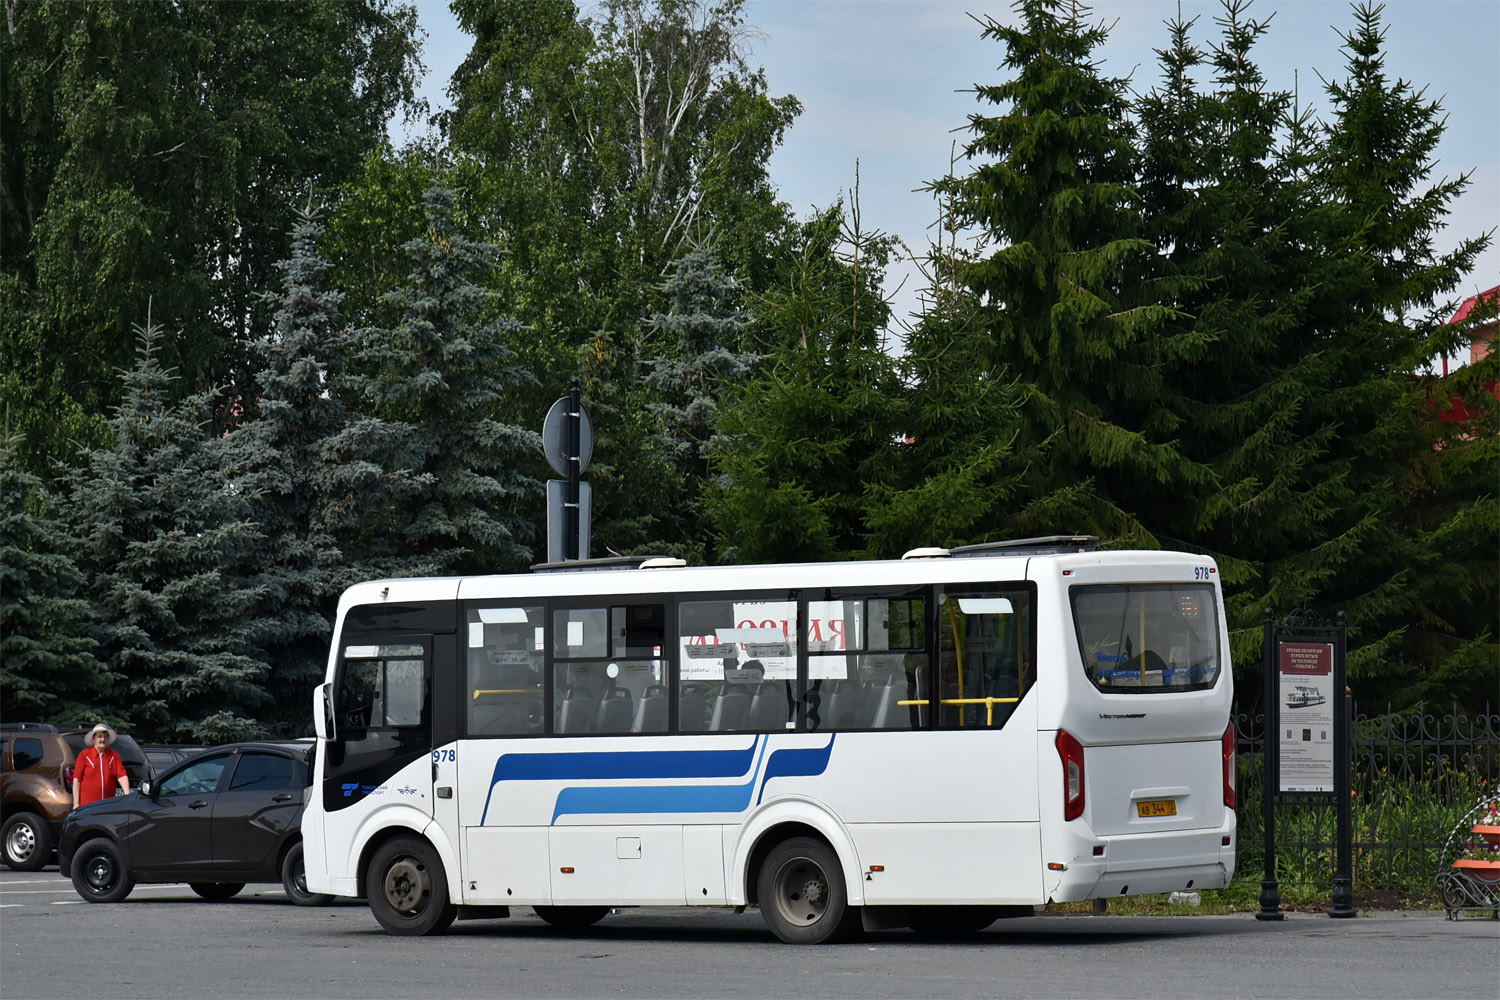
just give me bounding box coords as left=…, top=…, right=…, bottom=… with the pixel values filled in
left=642, top=242, right=756, bottom=559
left=0, top=435, right=111, bottom=720
left=59, top=321, right=274, bottom=742
left=707, top=199, right=902, bottom=562
left=933, top=0, right=1213, bottom=548
left=1304, top=2, right=1496, bottom=704
left=347, top=182, right=542, bottom=576
left=227, top=209, right=349, bottom=734
left=1133, top=2, right=1321, bottom=668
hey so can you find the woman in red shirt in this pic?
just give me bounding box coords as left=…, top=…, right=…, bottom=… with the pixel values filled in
left=72, top=723, right=129, bottom=807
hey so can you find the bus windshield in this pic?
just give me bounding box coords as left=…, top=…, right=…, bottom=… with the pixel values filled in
left=1070, top=584, right=1220, bottom=693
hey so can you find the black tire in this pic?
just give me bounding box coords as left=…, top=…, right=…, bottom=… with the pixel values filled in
left=532, top=905, right=609, bottom=930
left=281, top=841, right=333, bottom=906
left=366, top=835, right=456, bottom=936
left=906, top=905, right=1003, bottom=938
left=2, top=812, right=52, bottom=872
left=756, top=836, right=862, bottom=944
left=70, top=838, right=135, bottom=903
left=189, top=882, right=245, bottom=900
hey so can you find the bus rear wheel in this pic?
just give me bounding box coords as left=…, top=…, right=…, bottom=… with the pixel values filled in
left=756, top=837, right=862, bottom=944
left=366, top=836, right=456, bottom=936
left=533, top=905, right=609, bottom=930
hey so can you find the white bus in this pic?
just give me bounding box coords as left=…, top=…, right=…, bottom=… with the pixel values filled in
left=303, top=537, right=1236, bottom=943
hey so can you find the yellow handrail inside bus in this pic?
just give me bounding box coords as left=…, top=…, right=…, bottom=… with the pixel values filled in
left=898, top=696, right=1019, bottom=726
left=472, top=689, right=534, bottom=698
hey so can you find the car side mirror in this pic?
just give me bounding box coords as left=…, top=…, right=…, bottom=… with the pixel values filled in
left=140, top=779, right=153, bottom=797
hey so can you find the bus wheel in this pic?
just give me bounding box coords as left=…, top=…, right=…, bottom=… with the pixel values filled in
left=756, top=837, right=862, bottom=944
left=367, top=836, right=456, bottom=936
left=906, top=905, right=1002, bottom=938
left=533, top=905, right=609, bottom=930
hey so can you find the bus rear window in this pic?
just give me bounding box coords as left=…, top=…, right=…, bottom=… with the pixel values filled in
left=1071, top=584, right=1221, bottom=693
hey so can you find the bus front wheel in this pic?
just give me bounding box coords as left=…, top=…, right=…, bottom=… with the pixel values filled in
left=366, top=836, right=456, bottom=936
left=756, top=836, right=862, bottom=944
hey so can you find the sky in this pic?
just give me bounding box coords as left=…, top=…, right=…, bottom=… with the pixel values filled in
left=400, top=0, right=1499, bottom=352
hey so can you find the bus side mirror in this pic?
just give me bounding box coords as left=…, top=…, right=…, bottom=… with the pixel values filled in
left=314, top=683, right=335, bottom=741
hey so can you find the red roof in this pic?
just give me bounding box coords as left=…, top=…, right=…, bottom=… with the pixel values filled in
left=1450, top=284, right=1500, bottom=325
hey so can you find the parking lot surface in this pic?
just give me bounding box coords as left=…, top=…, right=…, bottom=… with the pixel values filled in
left=4, top=869, right=1496, bottom=999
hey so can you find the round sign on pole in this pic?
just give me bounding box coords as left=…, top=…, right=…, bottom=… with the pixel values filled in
left=541, top=395, right=593, bottom=477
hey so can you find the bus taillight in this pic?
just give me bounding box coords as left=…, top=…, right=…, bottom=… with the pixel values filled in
left=1222, top=722, right=1236, bottom=809
left=1056, top=729, right=1085, bottom=820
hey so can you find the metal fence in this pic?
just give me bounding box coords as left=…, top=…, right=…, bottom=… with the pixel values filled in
left=1233, top=703, right=1500, bottom=891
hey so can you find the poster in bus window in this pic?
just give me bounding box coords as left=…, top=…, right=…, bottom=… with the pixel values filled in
left=1277, top=641, right=1335, bottom=793
left=680, top=601, right=796, bottom=680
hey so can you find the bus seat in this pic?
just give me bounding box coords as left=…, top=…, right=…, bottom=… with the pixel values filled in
left=870, top=676, right=908, bottom=730
left=633, top=684, right=668, bottom=733
left=709, top=689, right=751, bottom=731
left=557, top=689, right=599, bottom=734
left=595, top=687, right=634, bottom=734
left=678, top=686, right=710, bottom=732
left=748, top=682, right=791, bottom=731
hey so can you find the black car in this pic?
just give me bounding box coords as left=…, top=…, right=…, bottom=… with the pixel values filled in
left=58, top=741, right=329, bottom=905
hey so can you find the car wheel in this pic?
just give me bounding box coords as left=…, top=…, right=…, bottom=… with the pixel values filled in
left=2, top=813, right=52, bottom=872
left=189, top=882, right=246, bottom=901
left=70, top=838, right=135, bottom=903
left=366, top=835, right=456, bottom=936
left=532, top=905, right=609, bottom=930
left=281, top=842, right=332, bottom=906
left=906, top=905, right=1003, bottom=938
left=756, top=836, right=862, bottom=944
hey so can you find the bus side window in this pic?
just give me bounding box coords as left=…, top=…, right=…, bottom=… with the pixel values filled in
left=805, top=594, right=928, bottom=731
left=677, top=595, right=798, bottom=733
left=339, top=645, right=426, bottom=729
left=937, top=589, right=1031, bottom=729
left=551, top=603, right=669, bottom=736
left=466, top=606, right=544, bottom=737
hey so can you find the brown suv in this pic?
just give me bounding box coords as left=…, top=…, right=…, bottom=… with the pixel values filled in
left=1, top=725, right=148, bottom=871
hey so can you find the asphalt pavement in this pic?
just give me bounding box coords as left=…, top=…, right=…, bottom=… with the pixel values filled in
left=3, top=868, right=1496, bottom=999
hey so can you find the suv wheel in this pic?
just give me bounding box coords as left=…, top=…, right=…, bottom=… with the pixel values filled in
left=71, top=838, right=135, bottom=903
left=2, top=813, right=52, bottom=871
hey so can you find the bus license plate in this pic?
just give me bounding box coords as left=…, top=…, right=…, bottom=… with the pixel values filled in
left=1137, top=799, right=1177, bottom=818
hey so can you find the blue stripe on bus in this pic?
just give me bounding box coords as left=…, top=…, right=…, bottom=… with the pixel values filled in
left=481, top=740, right=760, bottom=825
left=480, top=735, right=837, bottom=825
left=756, top=736, right=836, bottom=805
left=493, top=744, right=759, bottom=782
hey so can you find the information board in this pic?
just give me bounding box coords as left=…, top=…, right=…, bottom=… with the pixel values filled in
left=1277, top=640, right=1335, bottom=792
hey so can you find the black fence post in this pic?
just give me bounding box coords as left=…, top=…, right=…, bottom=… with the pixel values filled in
left=1257, top=606, right=1283, bottom=920
left=1331, top=610, right=1355, bottom=917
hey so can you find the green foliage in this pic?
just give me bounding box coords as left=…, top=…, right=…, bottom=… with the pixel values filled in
left=641, top=242, right=756, bottom=558
left=932, top=0, right=1212, bottom=550
left=708, top=197, right=902, bottom=562
left=58, top=320, right=275, bottom=743
left=227, top=209, right=351, bottom=735
left=0, top=435, right=111, bottom=721
left=346, top=181, right=542, bottom=575
left=0, top=0, right=423, bottom=479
